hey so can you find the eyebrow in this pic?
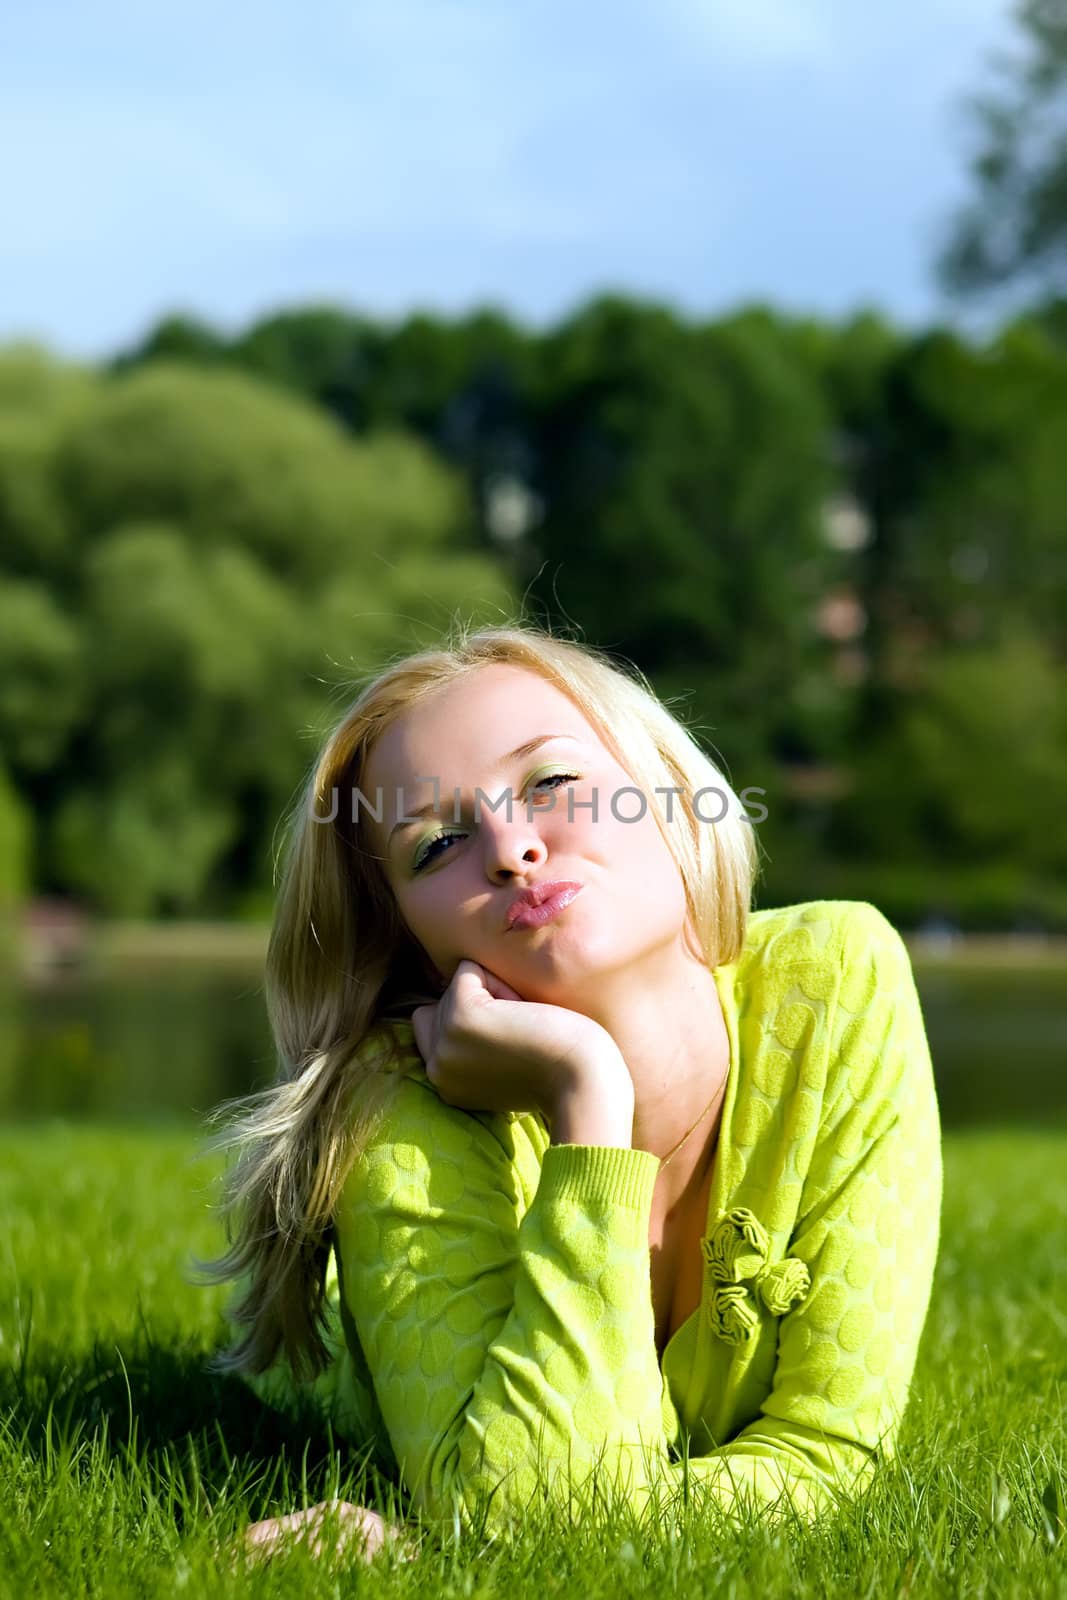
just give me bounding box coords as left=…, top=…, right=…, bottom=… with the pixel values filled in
left=387, top=733, right=582, bottom=846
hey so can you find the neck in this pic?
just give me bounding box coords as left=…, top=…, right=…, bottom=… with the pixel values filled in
left=538, top=933, right=732, bottom=1166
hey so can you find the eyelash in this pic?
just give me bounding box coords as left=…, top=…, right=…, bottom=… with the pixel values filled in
left=412, top=771, right=581, bottom=872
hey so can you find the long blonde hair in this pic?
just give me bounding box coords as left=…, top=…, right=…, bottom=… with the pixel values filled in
left=197, top=616, right=762, bottom=1381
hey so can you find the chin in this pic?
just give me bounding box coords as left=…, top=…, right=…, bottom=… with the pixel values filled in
left=505, top=953, right=602, bottom=1006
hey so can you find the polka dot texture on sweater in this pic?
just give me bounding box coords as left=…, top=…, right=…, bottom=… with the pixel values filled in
left=728, top=903, right=943, bottom=1458
left=278, top=901, right=941, bottom=1535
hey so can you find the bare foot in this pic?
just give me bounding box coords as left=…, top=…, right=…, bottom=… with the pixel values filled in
left=240, top=1498, right=420, bottom=1564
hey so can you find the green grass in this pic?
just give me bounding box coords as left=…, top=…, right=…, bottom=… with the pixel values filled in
left=0, top=1124, right=1064, bottom=1598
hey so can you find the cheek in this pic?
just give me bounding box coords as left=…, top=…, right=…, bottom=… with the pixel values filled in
left=401, top=878, right=477, bottom=964
left=387, top=880, right=440, bottom=951
left=627, top=814, right=687, bottom=905
left=403, top=891, right=448, bottom=947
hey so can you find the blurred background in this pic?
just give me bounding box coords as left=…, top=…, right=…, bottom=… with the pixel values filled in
left=0, top=0, right=1064, bottom=1129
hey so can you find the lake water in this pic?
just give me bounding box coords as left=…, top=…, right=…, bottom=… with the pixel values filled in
left=0, top=960, right=1063, bottom=1127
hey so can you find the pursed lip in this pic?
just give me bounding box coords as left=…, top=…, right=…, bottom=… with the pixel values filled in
left=505, top=880, right=584, bottom=930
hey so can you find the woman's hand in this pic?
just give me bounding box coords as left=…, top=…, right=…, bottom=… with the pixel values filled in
left=411, top=959, right=629, bottom=1124
left=240, top=1499, right=419, bottom=1564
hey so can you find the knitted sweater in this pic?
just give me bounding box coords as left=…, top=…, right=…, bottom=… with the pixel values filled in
left=244, top=899, right=942, bottom=1536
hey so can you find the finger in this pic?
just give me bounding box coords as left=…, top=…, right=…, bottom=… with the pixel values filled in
left=454, top=959, right=524, bottom=1005
left=478, top=966, right=525, bottom=1002
left=352, top=1522, right=385, bottom=1559
left=244, top=1519, right=282, bottom=1546
left=452, top=959, right=496, bottom=1000
left=410, top=1004, right=436, bottom=1063
left=243, top=1521, right=286, bottom=1562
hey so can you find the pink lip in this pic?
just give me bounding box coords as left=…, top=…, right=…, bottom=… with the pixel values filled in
left=506, top=881, right=583, bottom=931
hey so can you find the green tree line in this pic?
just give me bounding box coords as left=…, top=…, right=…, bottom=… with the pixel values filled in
left=1, top=293, right=1064, bottom=930
left=0, top=348, right=513, bottom=918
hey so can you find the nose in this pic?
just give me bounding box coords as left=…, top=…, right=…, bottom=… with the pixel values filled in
left=482, top=808, right=549, bottom=882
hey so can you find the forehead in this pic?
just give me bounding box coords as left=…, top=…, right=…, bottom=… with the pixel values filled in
left=366, top=664, right=601, bottom=788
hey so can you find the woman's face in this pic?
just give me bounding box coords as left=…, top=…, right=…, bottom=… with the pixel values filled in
left=360, top=663, right=696, bottom=1002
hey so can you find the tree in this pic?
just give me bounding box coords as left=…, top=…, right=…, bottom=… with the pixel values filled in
left=112, top=313, right=228, bottom=371
left=0, top=580, right=85, bottom=774
left=0, top=347, right=99, bottom=586
left=123, top=307, right=543, bottom=561
left=831, top=627, right=1067, bottom=923
left=0, top=353, right=515, bottom=914
left=230, top=307, right=383, bottom=431
left=526, top=298, right=837, bottom=773
left=938, top=0, right=1067, bottom=301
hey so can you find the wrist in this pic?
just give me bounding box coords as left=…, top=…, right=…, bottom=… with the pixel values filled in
left=550, top=1048, right=634, bottom=1148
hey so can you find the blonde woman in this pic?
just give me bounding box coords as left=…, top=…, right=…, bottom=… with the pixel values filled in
left=201, top=621, right=942, bottom=1561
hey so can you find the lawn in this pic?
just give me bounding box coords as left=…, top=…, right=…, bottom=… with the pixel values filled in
left=0, top=1123, right=1064, bottom=1598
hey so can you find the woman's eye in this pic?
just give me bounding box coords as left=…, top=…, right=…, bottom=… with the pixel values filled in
left=413, top=829, right=463, bottom=872
left=411, top=773, right=581, bottom=872
left=528, top=770, right=580, bottom=801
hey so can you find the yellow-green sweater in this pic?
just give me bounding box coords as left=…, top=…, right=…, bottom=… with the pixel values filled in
left=245, top=899, right=943, bottom=1535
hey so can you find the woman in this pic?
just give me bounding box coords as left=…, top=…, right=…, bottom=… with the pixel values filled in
left=201, top=620, right=942, bottom=1561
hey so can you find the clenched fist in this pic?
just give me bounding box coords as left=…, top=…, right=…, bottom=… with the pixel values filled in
left=411, top=959, right=629, bottom=1125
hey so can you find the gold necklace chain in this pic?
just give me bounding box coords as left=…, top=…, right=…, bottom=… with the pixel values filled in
left=657, top=1075, right=728, bottom=1170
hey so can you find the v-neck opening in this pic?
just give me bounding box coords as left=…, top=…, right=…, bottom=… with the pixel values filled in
left=658, top=952, right=742, bottom=1369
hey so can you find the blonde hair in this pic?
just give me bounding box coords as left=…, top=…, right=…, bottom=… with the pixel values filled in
left=197, top=616, right=761, bottom=1381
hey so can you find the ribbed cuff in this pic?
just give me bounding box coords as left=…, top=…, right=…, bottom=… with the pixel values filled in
left=538, top=1142, right=661, bottom=1209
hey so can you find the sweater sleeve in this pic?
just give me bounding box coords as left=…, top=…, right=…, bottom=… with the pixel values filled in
left=335, top=1100, right=670, bottom=1533
left=334, top=904, right=942, bottom=1535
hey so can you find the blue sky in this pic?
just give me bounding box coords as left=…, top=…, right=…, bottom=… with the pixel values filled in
left=2, top=0, right=1014, bottom=359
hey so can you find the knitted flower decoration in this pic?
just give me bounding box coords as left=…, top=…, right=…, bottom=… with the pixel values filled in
left=701, top=1206, right=811, bottom=1345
